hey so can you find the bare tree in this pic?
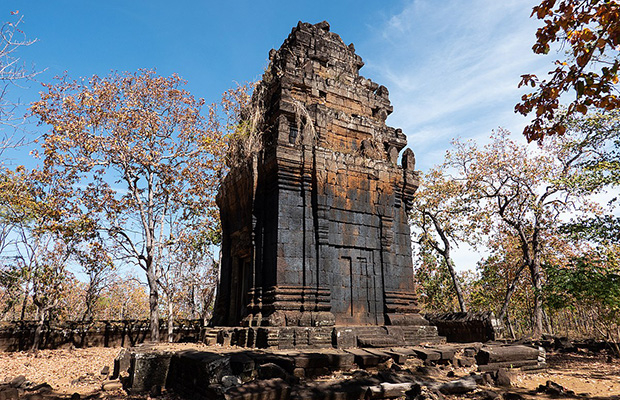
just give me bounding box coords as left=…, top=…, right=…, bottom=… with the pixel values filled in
left=0, top=12, right=39, bottom=144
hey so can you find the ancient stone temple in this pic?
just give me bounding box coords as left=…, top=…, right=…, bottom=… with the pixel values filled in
left=211, top=21, right=440, bottom=348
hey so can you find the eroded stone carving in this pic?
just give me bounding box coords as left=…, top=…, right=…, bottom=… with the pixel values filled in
left=212, top=21, right=438, bottom=348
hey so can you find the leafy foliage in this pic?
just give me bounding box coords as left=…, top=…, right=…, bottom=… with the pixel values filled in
left=446, top=129, right=601, bottom=336
left=30, top=69, right=230, bottom=340
left=545, top=253, right=620, bottom=312
left=516, top=0, right=620, bottom=142
left=544, top=249, right=620, bottom=353
left=557, top=110, right=620, bottom=245
left=0, top=165, right=98, bottom=347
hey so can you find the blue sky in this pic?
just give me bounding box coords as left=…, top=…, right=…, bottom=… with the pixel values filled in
left=2, top=0, right=549, bottom=169
left=1, top=0, right=552, bottom=270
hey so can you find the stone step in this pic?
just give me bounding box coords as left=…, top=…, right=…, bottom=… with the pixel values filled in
left=385, top=348, right=417, bottom=364
left=433, top=345, right=457, bottom=361
left=362, top=348, right=393, bottom=360
left=520, top=362, right=548, bottom=373
left=411, top=347, right=441, bottom=362
left=344, top=348, right=388, bottom=368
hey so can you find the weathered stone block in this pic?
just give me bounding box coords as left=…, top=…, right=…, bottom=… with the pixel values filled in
left=112, top=348, right=131, bottom=379
left=476, top=345, right=540, bottom=365
left=125, top=350, right=172, bottom=394
left=332, top=327, right=357, bottom=349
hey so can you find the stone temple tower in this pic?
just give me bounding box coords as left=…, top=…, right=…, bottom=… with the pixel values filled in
left=212, top=21, right=440, bottom=348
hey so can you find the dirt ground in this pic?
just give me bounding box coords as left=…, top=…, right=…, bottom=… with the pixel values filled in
left=0, top=346, right=120, bottom=396
left=1, top=345, right=619, bottom=399
left=515, top=351, right=620, bottom=399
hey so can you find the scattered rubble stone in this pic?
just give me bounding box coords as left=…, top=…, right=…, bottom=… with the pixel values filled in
left=536, top=380, right=576, bottom=397
left=494, top=368, right=512, bottom=388
left=30, top=383, right=51, bottom=392
left=8, top=377, right=25, bottom=388
left=101, top=380, right=122, bottom=392
left=0, top=376, right=59, bottom=400
left=224, top=378, right=290, bottom=400
left=221, top=375, right=241, bottom=388
left=455, top=355, right=476, bottom=367
left=478, top=389, right=500, bottom=400
left=476, top=344, right=545, bottom=373
left=257, top=363, right=289, bottom=381
left=502, top=392, right=524, bottom=400
left=0, top=387, right=19, bottom=400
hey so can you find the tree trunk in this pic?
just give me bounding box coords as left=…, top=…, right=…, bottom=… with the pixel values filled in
left=506, top=311, right=516, bottom=339
left=543, top=309, right=553, bottom=335
left=190, top=284, right=196, bottom=319
left=529, top=258, right=544, bottom=338
left=146, top=266, right=160, bottom=342
left=428, top=213, right=467, bottom=313
left=31, top=305, right=45, bottom=351
left=20, top=280, right=30, bottom=321
left=498, top=264, right=526, bottom=322
left=444, top=257, right=467, bottom=312
left=167, top=299, right=174, bottom=343
left=82, top=286, right=94, bottom=322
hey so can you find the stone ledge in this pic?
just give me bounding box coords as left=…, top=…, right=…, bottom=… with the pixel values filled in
left=206, top=325, right=445, bottom=349
left=117, top=341, right=545, bottom=397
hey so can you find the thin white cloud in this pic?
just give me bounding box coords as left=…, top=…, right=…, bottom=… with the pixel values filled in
left=358, top=0, right=565, bottom=271
left=361, top=0, right=550, bottom=172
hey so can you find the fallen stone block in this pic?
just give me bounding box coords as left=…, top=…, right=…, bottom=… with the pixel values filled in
left=454, top=355, right=476, bottom=367
left=363, top=382, right=418, bottom=398
left=125, top=349, right=173, bottom=394
left=230, top=352, right=256, bottom=380
left=435, top=375, right=478, bottom=394
left=101, top=381, right=123, bottom=392
left=363, top=348, right=393, bottom=361
left=433, top=345, right=456, bottom=362
left=8, top=376, right=25, bottom=388
left=385, top=348, right=413, bottom=364
left=258, top=363, right=289, bottom=380
left=344, top=348, right=385, bottom=368
left=324, top=350, right=355, bottom=369
left=494, top=368, right=512, bottom=387
left=253, top=353, right=295, bottom=373
left=293, top=352, right=330, bottom=369
left=520, top=362, right=547, bottom=372
left=166, top=349, right=233, bottom=396
left=412, top=347, right=441, bottom=362
left=479, top=389, right=500, bottom=400
left=112, top=348, right=131, bottom=379
left=476, top=345, right=540, bottom=365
